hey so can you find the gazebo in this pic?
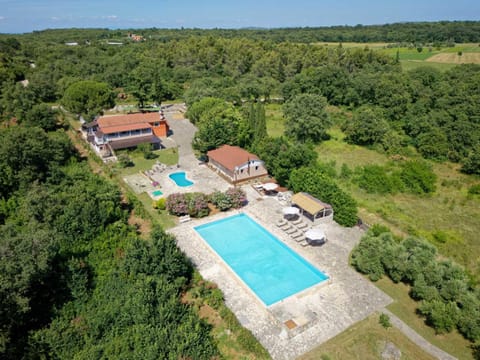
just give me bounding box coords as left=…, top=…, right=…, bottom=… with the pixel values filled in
left=290, top=192, right=333, bottom=222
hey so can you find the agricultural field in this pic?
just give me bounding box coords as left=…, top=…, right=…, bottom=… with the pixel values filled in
left=315, top=41, right=480, bottom=70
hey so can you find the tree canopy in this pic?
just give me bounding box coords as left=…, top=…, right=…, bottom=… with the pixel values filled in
left=61, top=80, right=115, bottom=120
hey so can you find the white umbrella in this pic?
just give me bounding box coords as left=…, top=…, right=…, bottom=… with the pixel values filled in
left=282, top=206, right=300, bottom=216
left=305, top=228, right=326, bottom=241
left=262, top=182, right=278, bottom=191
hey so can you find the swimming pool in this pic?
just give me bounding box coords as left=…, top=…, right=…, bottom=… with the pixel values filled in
left=194, top=213, right=328, bottom=306
left=151, top=189, right=163, bottom=197
left=169, top=171, right=193, bottom=187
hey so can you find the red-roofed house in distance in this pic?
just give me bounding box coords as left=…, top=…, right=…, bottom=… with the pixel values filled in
left=82, top=111, right=169, bottom=158
left=207, top=145, right=268, bottom=183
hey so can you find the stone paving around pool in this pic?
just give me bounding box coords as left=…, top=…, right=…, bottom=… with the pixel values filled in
left=169, top=187, right=392, bottom=360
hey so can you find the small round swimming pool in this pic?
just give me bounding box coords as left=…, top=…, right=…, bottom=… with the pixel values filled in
left=151, top=189, right=163, bottom=197
left=169, top=171, right=193, bottom=187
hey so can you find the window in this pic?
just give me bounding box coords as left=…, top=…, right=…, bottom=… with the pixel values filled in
left=255, top=166, right=259, bottom=170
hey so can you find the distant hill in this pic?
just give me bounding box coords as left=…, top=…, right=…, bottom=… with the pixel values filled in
left=3, top=21, right=479, bottom=44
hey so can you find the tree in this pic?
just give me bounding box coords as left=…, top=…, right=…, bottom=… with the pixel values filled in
left=344, top=106, right=389, bottom=146
left=283, top=93, right=331, bottom=143
left=289, top=166, right=358, bottom=226
left=461, top=147, right=480, bottom=175
left=62, top=80, right=114, bottom=120
left=185, top=97, right=225, bottom=124
left=192, top=103, right=247, bottom=154
left=23, top=103, right=58, bottom=131
left=254, top=137, right=317, bottom=186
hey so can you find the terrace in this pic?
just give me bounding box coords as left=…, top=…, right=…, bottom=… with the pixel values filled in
left=169, top=189, right=392, bottom=359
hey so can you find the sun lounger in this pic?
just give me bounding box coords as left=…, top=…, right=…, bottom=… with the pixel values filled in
left=276, top=219, right=288, bottom=227
left=291, top=231, right=303, bottom=240
left=296, top=222, right=308, bottom=230
left=285, top=227, right=297, bottom=235
left=179, top=215, right=191, bottom=223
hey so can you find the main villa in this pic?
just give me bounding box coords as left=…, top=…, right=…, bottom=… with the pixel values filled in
left=82, top=111, right=170, bottom=158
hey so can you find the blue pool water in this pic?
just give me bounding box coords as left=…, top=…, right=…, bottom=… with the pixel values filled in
left=151, top=189, right=163, bottom=197
left=169, top=171, right=193, bottom=187
left=194, top=213, right=328, bottom=306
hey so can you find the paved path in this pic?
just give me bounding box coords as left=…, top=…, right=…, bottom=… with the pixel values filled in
left=382, top=309, right=457, bottom=360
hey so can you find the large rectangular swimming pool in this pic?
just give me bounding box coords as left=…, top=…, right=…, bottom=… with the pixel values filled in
left=194, top=213, right=328, bottom=306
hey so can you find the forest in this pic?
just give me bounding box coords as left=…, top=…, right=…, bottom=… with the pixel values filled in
left=0, top=21, right=479, bottom=358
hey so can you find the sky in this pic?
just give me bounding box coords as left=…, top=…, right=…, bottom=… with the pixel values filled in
left=0, top=0, right=479, bottom=34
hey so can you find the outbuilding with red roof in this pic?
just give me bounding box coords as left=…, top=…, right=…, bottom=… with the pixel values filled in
left=207, top=145, right=268, bottom=183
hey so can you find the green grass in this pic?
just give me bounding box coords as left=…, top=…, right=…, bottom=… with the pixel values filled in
left=299, top=312, right=437, bottom=360
left=315, top=128, right=480, bottom=280
left=265, top=103, right=285, bottom=137
left=116, top=148, right=179, bottom=176
left=135, top=192, right=176, bottom=229
left=375, top=277, right=475, bottom=360
left=400, top=60, right=457, bottom=72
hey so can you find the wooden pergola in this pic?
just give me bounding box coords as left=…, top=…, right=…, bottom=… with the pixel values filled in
left=290, top=192, right=333, bottom=222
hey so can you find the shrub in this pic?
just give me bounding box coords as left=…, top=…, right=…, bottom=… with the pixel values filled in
left=379, top=313, right=392, bottom=328
left=355, top=165, right=402, bottom=194
left=468, top=184, right=480, bottom=195
left=225, top=187, right=247, bottom=209
left=166, top=193, right=189, bottom=216
left=154, top=198, right=166, bottom=210
left=186, top=193, right=209, bottom=218
left=399, top=160, right=437, bottom=194
left=462, top=148, right=480, bottom=175
left=166, top=193, right=209, bottom=217
left=210, top=191, right=232, bottom=211
left=117, top=153, right=133, bottom=168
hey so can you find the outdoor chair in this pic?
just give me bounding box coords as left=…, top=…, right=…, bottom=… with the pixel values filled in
left=296, top=222, right=308, bottom=230
left=290, top=231, right=303, bottom=240
left=285, top=227, right=297, bottom=235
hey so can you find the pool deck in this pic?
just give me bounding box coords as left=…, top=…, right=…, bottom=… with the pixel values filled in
left=169, top=187, right=392, bottom=360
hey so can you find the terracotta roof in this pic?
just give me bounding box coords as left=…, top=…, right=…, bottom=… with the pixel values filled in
left=291, top=192, right=332, bottom=215
left=98, top=112, right=160, bottom=127
left=207, top=145, right=260, bottom=172
left=97, top=112, right=160, bottom=134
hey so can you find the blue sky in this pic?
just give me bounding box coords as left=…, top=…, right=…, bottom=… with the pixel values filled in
left=0, top=0, right=479, bottom=34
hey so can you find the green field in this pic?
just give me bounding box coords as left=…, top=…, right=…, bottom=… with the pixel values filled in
left=315, top=130, right=480, bottom=279
left=315, top=42, right=480, bottom=70
left=376, top=277, right=474, bottom=360
left=299, top=313, right=437, bottom=360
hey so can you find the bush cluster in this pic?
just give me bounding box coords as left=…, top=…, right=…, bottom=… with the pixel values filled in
left=351, top=229, right=480, bottom=340
left=354, top=160, right=437, bottom=195
left=166, top=188, right=247, bottom=217
left=166, top=192, right=209, bottom=218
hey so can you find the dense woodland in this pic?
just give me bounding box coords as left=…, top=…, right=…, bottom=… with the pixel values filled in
left=1, top=22, right=480, bottom=358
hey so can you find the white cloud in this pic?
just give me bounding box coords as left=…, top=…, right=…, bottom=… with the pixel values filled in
left=103, top=15, right=118, bottom=20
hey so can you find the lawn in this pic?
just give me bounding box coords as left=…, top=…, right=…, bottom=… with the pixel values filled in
left=265, top=103, right=285, bottom=137
left=299, top=312, right=436, bottom=360
left=375, top=277, right=475, bottom=360
left=115, top=147, right=179, bottom=176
